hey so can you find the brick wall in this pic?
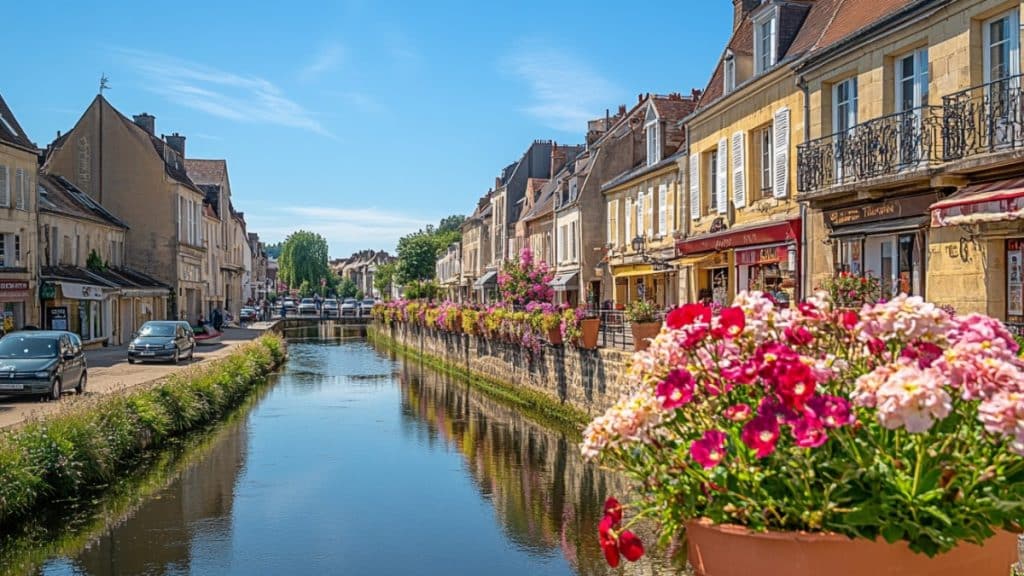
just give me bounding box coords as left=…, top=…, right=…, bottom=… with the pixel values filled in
left=374, top=322, right=634, bottom=418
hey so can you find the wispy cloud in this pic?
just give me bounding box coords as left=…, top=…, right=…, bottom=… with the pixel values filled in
left=116, top=48, right=332, bottom=137
left=246, top=205, right=432, bottom=253
left=300, top=42, right=345, bottom=81
left=503, top=41, right=620, bottom=133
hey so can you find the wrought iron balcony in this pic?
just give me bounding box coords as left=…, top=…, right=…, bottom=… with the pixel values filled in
left=797, top=106, right=943, bottom=194
left=943, top=74, right=1024, bottom=160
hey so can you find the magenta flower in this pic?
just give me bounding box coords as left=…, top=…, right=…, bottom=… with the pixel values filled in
left=791, top=415, right=828, bottom=448
left=806, top=395, right=853, bottom=428
left=724, top=403, right=753, bottom=422
left=741, top=415, right=780, bottom=458
left=656, top=369, right=695, bottom=410
left=690, top=430, right=728, bottom=468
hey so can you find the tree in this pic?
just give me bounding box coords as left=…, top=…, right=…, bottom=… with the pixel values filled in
left=264, top=242, right=283, bottom=259
left=338, top=278, right=358, bottom=299
left=393, top=215, right=465, bottom=286
left=437, top=214, right=466, bottom=234
left=374, top=261, right=396, bottom=300
left=278, top=231, right=330, bottom=292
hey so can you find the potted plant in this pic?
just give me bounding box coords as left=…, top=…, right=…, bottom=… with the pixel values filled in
left=625, top=299, right=661, bottom=352
left=817, top=271, right=882, bottom=309
left=579, top=309, right=600, bottom=350
left=561, top=307, right=584, bottom=346
left=583, top=292, right=1023, bottom=575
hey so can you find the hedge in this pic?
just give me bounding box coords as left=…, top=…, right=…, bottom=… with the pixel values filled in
left=0, top=334, right=285, bottom=524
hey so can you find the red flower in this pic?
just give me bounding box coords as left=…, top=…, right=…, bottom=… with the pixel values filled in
left=840, top=310, right=859, bottom=330
left=603, top=497, right=622, bottom=525
left=666, top=303, right=712, bottom=329
left=866, top=337, right=886, bottom=355
left=741, top=415, right=780, bottom=458
left=775, top=362, right=817, bottom=411
left=724, top=403, right=753, bottom=422
left=598, top=516, right=620, bottom=568
left=806, top=394, right=853, bottom=428
left=798, top=302, right=820, bottom=318
left=690, top=429, right=728, bottom=469
left=713, top=306, right=746, bottom=339
left=900, top=341, right=943, bottom=369
left=721, top=360, right=758, bottom=385
left=618, top=530, right=645, bottom=562
left=792, top=415, right=828, bottom=448
left=784, top=325, right=814, bottom=346
left=656, top=369, right=695, bottom=410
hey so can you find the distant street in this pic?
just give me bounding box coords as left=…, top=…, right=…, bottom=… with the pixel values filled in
left=0, top=327, right=266, bottom=430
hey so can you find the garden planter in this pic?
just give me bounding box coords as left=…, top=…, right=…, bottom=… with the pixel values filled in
left=685, top=519, right=1019, bottom=576
left=547, top=327, right=563, bottom=345
left=630, top=322, right=661, bottom=352
left=579, top=318, right=600, bottom=349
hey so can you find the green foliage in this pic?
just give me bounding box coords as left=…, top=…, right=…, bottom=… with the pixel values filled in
left=298, top=280, right=312, bottom=298
left=625, top=299, right=659, bottom=323
left=0, top=334, right=285, bottom=525
left=394, top=215, right=464, bottom=285
left=263, top=242, right=283, bottom=259
left=355, top=290, right=365, bottom=301
left=374, top=261, right=396, bottom=299
left=437, top=215, right=466, bottom=234
left=86, top=250, right=105, bottom=272
left=403, top=280, right=440, bottom=300
left=338, top=278, right=358, bottom=299
left=277, top=231, right=330, bottom=292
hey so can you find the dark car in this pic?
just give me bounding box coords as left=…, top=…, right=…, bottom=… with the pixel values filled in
left=0, top=330, right=87, bottom=401
left=128, top=321, right=196, bottom=364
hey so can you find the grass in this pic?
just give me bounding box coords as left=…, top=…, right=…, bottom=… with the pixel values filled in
left=0, top=334, right=285, bottom=526
left=367, top=325, right=590, bottom=434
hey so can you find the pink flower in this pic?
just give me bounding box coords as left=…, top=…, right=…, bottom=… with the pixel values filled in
left=854, top=363, right=953, bottom=433
left=791, top=415, right=828, bottom=448
left=900, top=341, right=944, bottom=369
left=806, top=395, right=853, bottom=428
left=656, top=369, right=695, bottom=410
left=712, top=307, right=746, bottom=339
left=784, top=325, right=814, bottom=346
left=741, top=415, right=780, bottom=458
left=724, top=403, right=753, bottom=422
left=690, top=429, right=728, bottom=468
left=775, top=362, right=817, bottom=411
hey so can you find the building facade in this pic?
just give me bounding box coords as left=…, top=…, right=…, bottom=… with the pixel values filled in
left=462, top=195, right=493, bottom=302
left=0, top=93, right=39, bottom=331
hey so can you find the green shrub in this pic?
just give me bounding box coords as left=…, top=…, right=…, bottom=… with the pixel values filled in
left=0, top=333, right=285, bottom=524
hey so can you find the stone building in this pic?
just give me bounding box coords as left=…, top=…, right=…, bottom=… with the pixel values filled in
left=186, top=159, right=246, bottom=320
left=0, top=92, right=39, bottom=331
left=462, top=194, right=493, bottom=302
left=604, top=93, right=697, bottom=308
left=435, top=242, right=462, bottom=301
left=42, top=97, right=208, bottom=322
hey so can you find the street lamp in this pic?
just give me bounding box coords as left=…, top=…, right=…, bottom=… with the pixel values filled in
left=631, top=235, right=645, bottom=253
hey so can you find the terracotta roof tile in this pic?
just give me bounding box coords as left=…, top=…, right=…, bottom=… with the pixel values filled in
left=185, top=159, right=228, bottom=185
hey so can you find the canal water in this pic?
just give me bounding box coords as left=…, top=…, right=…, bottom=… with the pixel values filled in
left=10, top=330, right=673, bottom=575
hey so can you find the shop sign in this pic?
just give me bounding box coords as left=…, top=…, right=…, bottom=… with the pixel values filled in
left=60, top=282, right=106, bottom=301
left=825, top=193, right=937, bottom=228
left=1008, top=240, right=1024, bottom=327
left=678, top=220, right=800, bottom=255
left=0, top=280, right=29, bottom=292
left=736, top=246, right=787, bottom=266
left=40, top=282, right=56, bottom=300
left=47, top=307, right=69, bottom=331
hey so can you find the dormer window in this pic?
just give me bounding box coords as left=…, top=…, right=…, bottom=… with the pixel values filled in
left=645, top=105, right=661, bottom=166
left=724, top=51, right=737, bottom=94
left=753, top=7, right=778, bottom=74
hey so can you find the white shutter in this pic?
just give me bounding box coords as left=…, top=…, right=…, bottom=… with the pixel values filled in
left=607, top=200, right=614, bottom=247
left=625, top=197, right=632, bottom=242
left=773, top=107, right=791, bottom=199
left=731, top=131, right=747, bottom=209
left=0, top=166, right=8, bottom=207
left=658, top=184, right=667, bottom=236
left=689, top=153, right=700, bottom=220
left=636, top=193, right=644, bottom=237
left=646, top=187, right=654, bottom=238
left=716, top=138, right=728, bottom=214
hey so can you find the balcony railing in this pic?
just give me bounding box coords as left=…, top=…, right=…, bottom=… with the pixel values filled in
left=797, top=106, right=943, bottom=194
left=943, top=74, right=1024, bottom=160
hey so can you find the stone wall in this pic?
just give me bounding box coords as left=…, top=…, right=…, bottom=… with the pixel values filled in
left=372, top=322, right=634, bottom=418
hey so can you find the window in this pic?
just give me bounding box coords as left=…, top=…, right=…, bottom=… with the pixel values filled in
left=635, top=193, right=644, bottom=238
left=646, top=105, right=661, bottom=165
left=759, top=125, right=774, bottom=197
left=984, top=11, right=1021, bottom=84
left=0, top=235, right=5, bottom=267
left=62, top=236, right=72, bottom=265
left=569, top=177, right=578, bottom=202
left=658, top=184, right=667, bottom=236
left=724, top=53, right=736, bottom=94
left=0, top=165, right=8, bottom=207
left=754, top=9, right=777, bottom=74
left=559, top=225, right=567, bottom=262
left=708, top=150, right=719, bottom=213
left=896, top=48, right=929, bottom=112
left=14, top=235, right=20, bottom=264
left=14, top=169, right=26, bottom=210
left=570, top=221, right=577, bottom=261
left=624, top=198, right=633, bottom=244
left=608, top=199, right=618, bottom=248
left=833, top=78, right=858, bottom=180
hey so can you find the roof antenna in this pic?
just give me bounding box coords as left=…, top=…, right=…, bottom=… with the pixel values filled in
left=99, top=73, right=110, bottom=95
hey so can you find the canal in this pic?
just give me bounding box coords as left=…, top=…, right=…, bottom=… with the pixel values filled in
left=6, top=330, right=672, bottom=575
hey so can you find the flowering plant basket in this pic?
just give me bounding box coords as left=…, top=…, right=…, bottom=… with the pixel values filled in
left=625, top=299, right=660, bottom=324
left=583, top=291, right=1024, bottom=570
left=818, top=271, right=882, bottom=308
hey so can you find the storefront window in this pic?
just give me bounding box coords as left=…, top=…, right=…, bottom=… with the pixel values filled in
left=838, top=239, right=863, bottom=275
left=898, top=233, right=916, bottom=296
left=709, top=269, right=729, bottom=306
left=880, top=240, right=895, bottom=298
left=1007, top=240, right=1024, bottom=334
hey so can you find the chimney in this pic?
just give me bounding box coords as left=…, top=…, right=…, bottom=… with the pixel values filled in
left=164, top=132, right=186, bottom=157
left=618, top=104, right=627, bottom=116
left=733, top=0, right=760, bottom=31
left=692, top=88, right=703, bottom=101
left=550, top=144, right=568, bottom=177
left=133, top=113, right=155, bottom=135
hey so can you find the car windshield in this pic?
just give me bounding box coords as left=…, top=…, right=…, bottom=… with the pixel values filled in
left=301, top=299, right=314, bottom=304
left=363, top=300, right=375, bottom=305
left=0, top=336, right=59, bottom=359
left=139, top=324, right=175, bottom=337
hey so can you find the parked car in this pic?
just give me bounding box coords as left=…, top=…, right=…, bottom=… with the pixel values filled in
left=340, top=298, right=358, bottom=316
left=0, top=330, right=87, bottom=401
left=283, top=299, right=298, bottom=313
left=298, top=298, right=317, bottom=315
left=240, top=307, right=257, bottom=323
left=359, top=299, right=376, bottom=315
left=174, top=321, right=197, bottom=347
left=323, top=299, right=339, bottom=317
left=128, top=321, right=196, bottom=364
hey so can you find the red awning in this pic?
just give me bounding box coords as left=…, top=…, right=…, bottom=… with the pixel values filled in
left=676, top=219, right=800, bottom=255
left=931, top=178, right=1024, bottom=227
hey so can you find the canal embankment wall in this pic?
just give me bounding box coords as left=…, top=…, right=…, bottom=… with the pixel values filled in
left=368, top=322, right=633, bottom=424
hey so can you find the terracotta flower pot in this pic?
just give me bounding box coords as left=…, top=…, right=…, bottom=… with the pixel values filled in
left=686, top=519, right=1019, bottom=576
left=547, top=327, right=563, bottom=345
left=630, top=321, right=661, bottom=352
left=579, top=318, right=600, bottom=349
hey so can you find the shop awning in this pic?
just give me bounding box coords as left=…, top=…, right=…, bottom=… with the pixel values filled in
left=829, top=215, right=929, bottom=238
left=672, top=253, right=716, bottom=267
left=473, top=271, right=498, bottom=289
left=676, top=219, right=800, bottom=255
left=931, top=178, right=1024, bottom=227
left=549, top=272, right=579, bottom=291
left=611, top=264, right=654, bottom=278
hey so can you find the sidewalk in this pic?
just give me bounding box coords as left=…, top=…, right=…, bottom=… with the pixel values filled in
left=0, top=327, right=266, bottom=430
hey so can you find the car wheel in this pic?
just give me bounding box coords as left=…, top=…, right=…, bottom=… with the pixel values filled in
left=76, top=371, right=87, bottom=395
left=188, top=345, right=196, bottom=360
left=128, top=357, right=136, bottom=365
left=173, top=349, right=180, bottom=365
left=48, top=378, right=61, bottom=402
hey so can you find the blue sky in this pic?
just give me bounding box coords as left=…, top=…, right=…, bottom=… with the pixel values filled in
left=4, top=1, right=732, bottom=258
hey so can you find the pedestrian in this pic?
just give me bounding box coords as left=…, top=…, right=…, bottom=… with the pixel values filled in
left=212, top=307, right=224, bottom=332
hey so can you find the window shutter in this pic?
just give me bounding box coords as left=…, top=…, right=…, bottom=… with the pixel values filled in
left=773, top=107, right=791, bottom=198
left=658, top=184, right=667, bottom=235
left=625, top=198, right=632, bottom=242
left=0, top=166, right=8, bottom=207
left=636, top=193, right=644, bottom=237
left=607, top=200, right=614, bottom=247
left=689, top=153, right=700, bottom=220
left=716, top=138, right=728, bottom=214
left=647, top=187, right=655, bottom=238
left=732, top=131, right=747, bottom=209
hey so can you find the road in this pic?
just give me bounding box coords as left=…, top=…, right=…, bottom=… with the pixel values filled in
left=0, top=327, right=268, bottom=430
